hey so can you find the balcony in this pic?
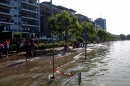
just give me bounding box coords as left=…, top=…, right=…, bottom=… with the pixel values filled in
left=21, top=16, right=39, bottom=21
left=21, top=0, right=38, bottom=7
left=0, top=8, right=13, bottom=16
left=19, top=7, right=38, bottom=14
left=20, top=21, right=39, bottom=27
left=22, top=29, right=38, bottom=32
left=0, top=11, right=13, bottom=16
left=19, top=14, right=39, bottom=21
left=41, top=9, right=51, bottom=15
left=0, top=1, right=14, bottom=8
left=0, top=19, right=14, bottom=25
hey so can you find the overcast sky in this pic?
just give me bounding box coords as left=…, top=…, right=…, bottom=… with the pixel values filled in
left=41, top=0, right=130, bottom=35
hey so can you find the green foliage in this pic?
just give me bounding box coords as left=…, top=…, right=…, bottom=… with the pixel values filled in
left=120, top=34, right=126, bottom=40
left=76, top=36, right=84, bottom=43
left=82, top=22, right=97, bottom=42
left=48, top=10, right=83, bottom=42
left=126, top=34, right=130, bottom=40
left=48, top=10, right=121, bottom=43
left=13, top=32, right=22, bottom=39
left=36, top=41, right=65, bottom=50
left=97, top=28, right=120, bottom=42
left=97, top=29, right=107, bottom=42
left=68, top=39, right=76, bottom=43
left=69, top=16, right=83, bottom=38
left=9, top=44, right=17, bottom=51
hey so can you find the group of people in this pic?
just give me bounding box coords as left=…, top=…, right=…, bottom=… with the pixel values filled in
left=0, top=39, right=36, bottom=60
left=25, top=39, right=36, bottom=60
left=0, top=40, right=9, bottom=59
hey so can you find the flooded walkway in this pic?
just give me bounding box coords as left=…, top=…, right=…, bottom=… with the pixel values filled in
left=0, top=44, right=106, bottom=86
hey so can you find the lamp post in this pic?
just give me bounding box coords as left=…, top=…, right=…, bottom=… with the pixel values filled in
left=50, top=0, right=55, bottom=79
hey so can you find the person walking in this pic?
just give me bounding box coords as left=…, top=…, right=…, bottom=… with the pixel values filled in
left=16, top=40, right=20, bottom=54
left=64, top=43, right=68, bottom=55
left=4, top=40, right=9, bottom=59
left=0, top=44, right=4, bottom=58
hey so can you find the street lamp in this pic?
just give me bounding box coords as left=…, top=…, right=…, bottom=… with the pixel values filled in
left=50, top=0, right=55, bottom=79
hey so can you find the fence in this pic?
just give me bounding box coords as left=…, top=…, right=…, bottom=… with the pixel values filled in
left=62, top=72, right=81, bottom=86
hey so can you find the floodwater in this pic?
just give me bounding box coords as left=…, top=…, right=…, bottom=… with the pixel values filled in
left=1, top=41, right=130, bottom=86
left=69, top=41, right=130, bottom=86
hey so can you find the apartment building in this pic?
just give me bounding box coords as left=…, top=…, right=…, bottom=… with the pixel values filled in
left=0, top=0, right=40, bottom=41
left=0, top=0, right=14, bottom=42
left=40, top=2, right=58, bottom=39
left=40, top=2, right=76, bottom=40
left=75, top=14, right=89, bottom=23
left=94, top=18, right=106, bottom=31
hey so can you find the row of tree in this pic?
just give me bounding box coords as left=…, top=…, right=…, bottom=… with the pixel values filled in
left=120, top=34, right=130, bottom=40
left=48, top=10, right=121, bottom=43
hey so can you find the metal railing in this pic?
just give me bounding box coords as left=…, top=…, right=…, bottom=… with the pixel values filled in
left=62, top=72, right=81, bottom=86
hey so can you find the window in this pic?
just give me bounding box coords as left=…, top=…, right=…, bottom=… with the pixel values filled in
left=29, top=0, right=33, bottom=4
left=14, top=22, right=17, bottom=25
left=14, top=15, right=17, bottom=17
left=14, top=7, right=17, bottom=9
left=11, top=20, right=14, bottom=23
left=10, top=2, right=14, bottom=6
left=10, top=11, right=14, bottom=15
left=12, top=0, right=17, bottom=1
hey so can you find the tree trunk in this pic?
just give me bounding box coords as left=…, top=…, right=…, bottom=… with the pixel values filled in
left=65, top=31, right=68, bottom=43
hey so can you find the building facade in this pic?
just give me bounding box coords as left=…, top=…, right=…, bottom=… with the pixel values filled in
left=40, top=2, right=60, bottom=39
left=94, top=18, right=106, bottom=31
left=0, top=0, right=40, bottom=42
left=75, top=14, right=89, bottom=24
left=0, top=0, right=14, bottom=42
left=40, top=2, right=76, bottom=40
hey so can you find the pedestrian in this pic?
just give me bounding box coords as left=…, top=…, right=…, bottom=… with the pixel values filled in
left=0, top=45, right=4, bottom=58
left=20, top=42, right=23, bottom=52
left=64, top=43, right=68, bottom=54
left=16, top=40, right=20, bottom=54
left=4, top=40, right=9, bottom=59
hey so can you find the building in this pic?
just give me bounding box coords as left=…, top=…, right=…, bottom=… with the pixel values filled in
left=40, top=2, right=76, bottom=40
left=39, top=2, right=61, bottom=40
left=0, top=0, right=14, bottom=42
left=75, top=14, right=95, bottom=40
left=0, top=0, right=40, bottom=42
left=94, top=18, right=106, bottom=31
left=75, top=14, right=89, bottom=24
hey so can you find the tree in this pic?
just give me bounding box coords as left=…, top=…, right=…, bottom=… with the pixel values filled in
left=97, top=29, right=108, bottom=42
left=126, top=34, right=130, bottom=40
left=120, top=34, right=126, bottom=40
left=82, top=22, right=97, bottom=42
left=48, top=10, right=71, bottom=42
left=56, top=10, right=71, bottom=42
left=48, top=10, right=84, bottom=42
left=69, top=16, right=83, bottom=39
left=48, top=16, right=59, bottom=35
left=13, top=32, right=22, bottom=39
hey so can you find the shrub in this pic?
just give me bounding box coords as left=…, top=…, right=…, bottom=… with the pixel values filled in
left=9, top=44, right=17, bottom=51
left=76, top=37, right=84, bottom=43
